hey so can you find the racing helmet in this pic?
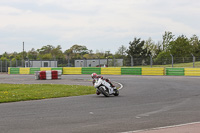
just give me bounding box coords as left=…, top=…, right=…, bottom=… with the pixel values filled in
left=91, top=73, right=98, bottom=79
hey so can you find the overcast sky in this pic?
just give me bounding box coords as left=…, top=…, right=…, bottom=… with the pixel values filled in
left=0, top=0, right=200, bottom=54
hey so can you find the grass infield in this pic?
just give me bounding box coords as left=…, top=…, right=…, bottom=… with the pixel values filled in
left=0, top=84, right=96, bottom=103
left=137, top=61, right=200, bottom=68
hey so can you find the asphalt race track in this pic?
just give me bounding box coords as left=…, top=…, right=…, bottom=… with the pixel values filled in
left=0, top=74, right=200, bottom=133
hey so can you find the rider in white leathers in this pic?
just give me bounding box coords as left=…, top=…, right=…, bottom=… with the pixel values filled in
left=91, top=73, right=116, bottom=95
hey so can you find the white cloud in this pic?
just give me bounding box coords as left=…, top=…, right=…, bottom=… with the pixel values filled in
left=0, top=6, right=22, bottom=15
left=0, top=0, right=200, bottom=54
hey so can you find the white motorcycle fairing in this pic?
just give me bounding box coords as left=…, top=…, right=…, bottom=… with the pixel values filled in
left=94, top=78, right=115, bottom=95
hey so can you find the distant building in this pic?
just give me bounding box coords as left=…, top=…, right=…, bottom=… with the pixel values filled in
left=25, top=60, right=57, bottom=67
left=75, top=59, right=123, bottom=67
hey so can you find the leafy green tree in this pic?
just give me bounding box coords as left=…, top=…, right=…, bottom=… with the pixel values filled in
left=154, top=42, right=163, bottom=58
left=37, top=45, right=54, bottom=55
left=18, top=51, right=27, bottom=60
left=162, top=31, right=175, bottom=51
left=2, top=52, right=8, bottom=58
left=64, top=44, right=89, bottom=59
left=51, top=45, right=64, bottom=59
left=95, top=50, right=105, bottom=59
left=37, top=45, right=64, bottom=60
left=27, top=48, right=38, bottom=60
left=190, top=35, right=200, bottom=56
left=10, top=52, right=18, bottom=60
left=15, top=54, right=21, bottom=60
left=144, top=38, right=163, bottom=58
left=125, top=37, right=152, bottom=66
left=154, top=51, right=171, bottom=65
left=42, top=53, right=53, bottom=60
left=10, top=58, right=16, bottom=66
left=169, top=35, right=192, bottom=57
left=0, top=57, right=7, bottom=61
left=156, top=34, right=196, bottom=64
left=115, top=45, right=127, bottom=58
left=126, top=37, right=149, bottom=58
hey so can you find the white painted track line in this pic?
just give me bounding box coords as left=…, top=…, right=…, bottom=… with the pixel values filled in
left=121, top=121, right=200, bottom=133
left=114, top=81, right=123, bottom=90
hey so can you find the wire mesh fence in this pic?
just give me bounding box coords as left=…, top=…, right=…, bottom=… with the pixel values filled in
left=1, top=56, right=200, bottom=72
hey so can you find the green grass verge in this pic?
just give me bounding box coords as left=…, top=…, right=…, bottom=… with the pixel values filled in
left=135, top=61, right=200, bottom=68
left=0, top=84, right=96, bottom=103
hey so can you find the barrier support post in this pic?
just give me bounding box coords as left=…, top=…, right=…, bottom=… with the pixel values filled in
left=170, top=54, right=173, bottom=68
left=191, top=53, right=195, bottom=68
left=149, top=54, right=152, bottom=68
left=130, top=55, right=133, bottom=67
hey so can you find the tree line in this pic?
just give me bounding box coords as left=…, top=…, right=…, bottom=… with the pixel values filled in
left=1, top=31, right=200, bottom=65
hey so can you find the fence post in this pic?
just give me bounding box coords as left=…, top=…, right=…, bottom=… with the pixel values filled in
left=98, top=57, right=100, bottom=67
left=28, top=59, right=30, bottom=67
left=84, top=58, right=86, bottom=67
left=170, top=54, right=173, bottom=67
left=191, top=54, right=195, bottom=68
left=106, top=57, right=109, bottom=67
left=5, top=60, right=7, bottom=72
left=68, top=55, right=70, bottom=67
left=149, top=54, right=152, bottom=67
left=83, top=58, right=85, bottom=67
left=130, top=55, right=133, bottom=67
left=113, top=56, right=116, bottom=67
left=123, top=57, right=124, bottom=67
left=1, top=60, right=3, bottom=72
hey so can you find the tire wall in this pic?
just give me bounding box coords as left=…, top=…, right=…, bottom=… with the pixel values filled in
left=7, top=67, right=200, bottom=76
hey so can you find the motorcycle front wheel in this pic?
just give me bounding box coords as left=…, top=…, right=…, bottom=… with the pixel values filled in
left=99, top=86, right=110, bottom=97
left=113, top=89, right=119, bottom=96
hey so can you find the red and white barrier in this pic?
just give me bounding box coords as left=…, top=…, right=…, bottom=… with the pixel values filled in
left=35, top=70, right=62, bottom=80
left=52, top=70, right=58, bottom=79
left=46, top=71, right=52, bottom=80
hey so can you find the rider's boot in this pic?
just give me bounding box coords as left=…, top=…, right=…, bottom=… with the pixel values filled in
left=111, top=84, right=117, bottom=90
left=108, top=81, right=116, bottom=90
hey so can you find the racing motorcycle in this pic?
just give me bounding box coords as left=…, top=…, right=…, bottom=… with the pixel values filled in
left=94, top=78, right=119, bottom=97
